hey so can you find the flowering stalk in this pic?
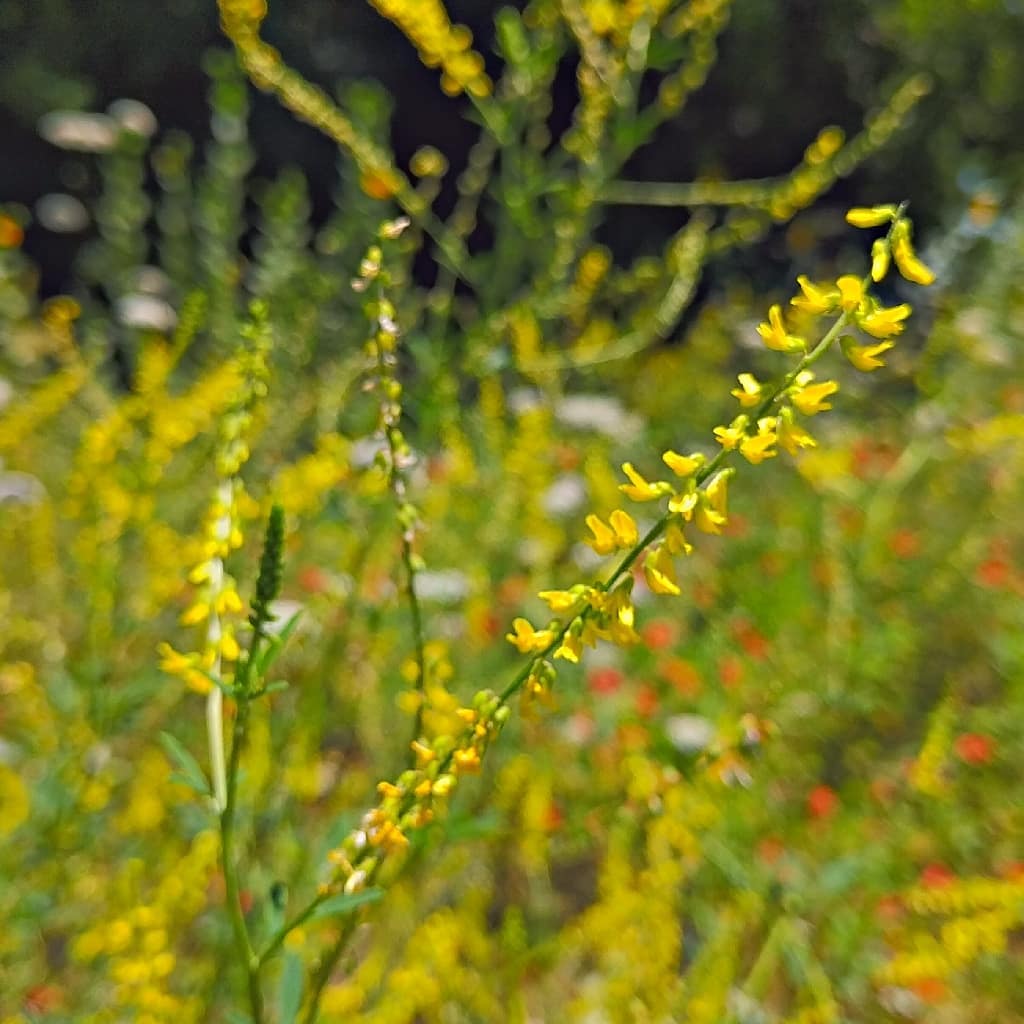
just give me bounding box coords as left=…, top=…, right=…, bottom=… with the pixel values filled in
left=158, top=304, right=271, bottom=810
left=220, top=503, right=285, bottom=1024
left=262, top=205, right=935, bottom=1020
left=353, top=220, right=432, bottom=759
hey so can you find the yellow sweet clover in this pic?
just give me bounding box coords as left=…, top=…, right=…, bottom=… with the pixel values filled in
left=151, top=205, right=937, bottom=1016
left=909, top=695, right=956, bottom=796
left=158, top=303, right=270, bottom=813
left=366, top=0, right=493, bottom=98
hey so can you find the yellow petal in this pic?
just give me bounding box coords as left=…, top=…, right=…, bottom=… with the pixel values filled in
left=610, top=509, right=639, bottom=547
left=662, top=450, right=704, bottom=477
left=845, top=205, right=897, bottom=228
left=585, top=514, right=617, bottom=555
left=619, top=462, right=669, bottom=501
left=644, top=547, right=681, bottom=596
left=836, top=275, right=865, bottom=312
left=730, top=373, right=763, bottom=408
left=791, top=275, right=838, bottom=315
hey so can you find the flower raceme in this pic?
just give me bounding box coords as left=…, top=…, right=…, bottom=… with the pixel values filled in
left=255, top=207, right=934, bottom=987
left=499, top=204, right=933, bottom=721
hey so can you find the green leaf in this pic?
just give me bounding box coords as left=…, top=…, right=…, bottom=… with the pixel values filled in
left=159, top=731, right=210, bottom=797
left=309, top=887, right=384, bottom=922
left=277, top=948, right=303, bottom=1024
left=254, top=611, right=302, bottom=677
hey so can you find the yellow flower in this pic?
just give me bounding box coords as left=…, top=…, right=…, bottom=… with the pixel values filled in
left=452, top=747, right=482, bottom=774
left=858, top=302, right=912, bottom=338
left=599, top=588, right=640, bottom=646
left=554, top=632, right=583, bottom=663
left=713, top=415, right=748, bottom=451
left=505, top=617, right=555, bottom=653
left=845, top=204, right=898, bottom=228
left=776, top=408, right=817, bottom=454
left=842, top=337, right=894, bottom=372
left=836, top=274, right=865, bottom=312
left=790, top=378, right=838, bottom=415
left=619, top=462, right=671, bottom=501
left=739, top=418, right=778, bottom=464
left=664, top=521, right=693, bottom=555
left=662, top=450, right=705, bottom=477
left=585, top=510, right=639, bottom=555
left=214, top=587, right=244, bottom=614
left=870, top=238, right=891, bottom=282
left=892, top=220, right=936, bottom=285
left=705, top=469, right=732, bottom=519
left=730, top=373, right=764, bottom=408
left=694, top=497, right=726, bottom=535
left=791, top=275, right=838, bottom=316
left=537, top=587, right=587, bottom=613
left=757, top=304, right=806, bottom=353
left=644, top=546, right=681, bottom=596
left=180, top=601, right=210, bottom=626
left=410, top=740, right=436, bottom=766
left=668, top=484, right=698, bottom=519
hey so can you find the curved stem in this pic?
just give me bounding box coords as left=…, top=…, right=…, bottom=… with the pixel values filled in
left=221, top=696, right=263, bottom=1022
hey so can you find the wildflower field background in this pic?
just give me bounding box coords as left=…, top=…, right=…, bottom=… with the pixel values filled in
left=2, top=1, right=1024, bottom=1022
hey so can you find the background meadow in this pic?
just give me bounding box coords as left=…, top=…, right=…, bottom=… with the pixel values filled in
left=2, top=1, right=1024, bottom=1021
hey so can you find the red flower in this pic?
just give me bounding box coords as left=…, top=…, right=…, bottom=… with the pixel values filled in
left=954, top=732, right=995, bottom=765
left=732, top=619, right=769, bottom=660
left=544, top=802, right=564, bottom=831
left=875, top=894, right=904, bottom=924
left=911, top=977, right=949, bottom=1005
left=919, top=862, right=955, bottom=888
left=24, top=985, right=63, bottom=1012
left=807, top=784, right=838, bottom=820
left=976, top=557, right=1010, bottom=589
left=634, top=684, right=659, bottom=718
left=298, top=565, right=329, bottom=594
left=641, top=619, right=677, bottom=650
left=717, top=654, right=744, bottom=689
left=587, top=666, right=623, bottom=696
left=658, top=657, right=702, bottom=696
left=887, top=528, right=920, bottom=559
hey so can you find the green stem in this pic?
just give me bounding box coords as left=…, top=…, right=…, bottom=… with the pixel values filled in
left=258, top=891, right=329, bottom=967
left=300, top=914, right=361, bottom=1024
left=221, top=694, right=263, bottom=1023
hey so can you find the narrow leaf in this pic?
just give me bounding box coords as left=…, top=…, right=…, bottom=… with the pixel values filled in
left=277, top=949, right=303, bottom=1024
left=159, top=731, right=210, bottom=796
left=310, top=887, right=384, bottom=921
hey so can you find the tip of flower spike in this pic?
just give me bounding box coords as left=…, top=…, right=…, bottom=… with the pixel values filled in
left=845, top=205, right=898, bottom=228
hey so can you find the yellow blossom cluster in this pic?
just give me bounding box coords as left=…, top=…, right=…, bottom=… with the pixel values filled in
left=908, top=695, right=955, bottom=796
left=876, top=872, right=1024, bottom=988
left=0, top=363, right=86, bottom=455
left=876, top=903, right=1020, bottom=987
left=68, top=830, right=220, bottom=1024
left=567, top=767, right=721, bottom=1019
left=366, top=0, right=493, bottom=98
left=158, top=306, right=271, bottom=695
left=904, top=874, right=1024, bottom=916
left=271, top=432, right=351, bottom=518
left=323, top=689, right=512, bottom=898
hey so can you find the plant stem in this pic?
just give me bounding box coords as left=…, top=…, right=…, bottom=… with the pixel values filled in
left=300, top=914, right=361, bottom=1024
left=221, top=694, right=264, bottom=1023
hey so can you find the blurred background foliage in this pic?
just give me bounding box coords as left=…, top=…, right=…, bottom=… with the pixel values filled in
left=3, top=1, right=1024, bottom=1022
left=2, top=0, right=1023, bottom=293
